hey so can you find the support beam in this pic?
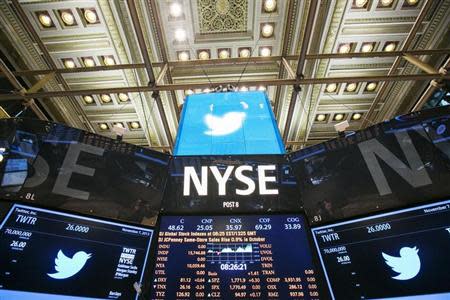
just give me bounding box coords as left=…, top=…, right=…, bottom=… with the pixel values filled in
left=156, top=64, right=169, bottom=85
left=152, top=92, right=174, bottom=148
left=403, top=54, right=439, bottom=74
left=27, top=72, right=55, bottom=93
left=282, top=58, right=296, bottom=79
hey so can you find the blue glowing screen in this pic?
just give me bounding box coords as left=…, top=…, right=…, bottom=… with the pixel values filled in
left=174, top=91, right=285, bottom=155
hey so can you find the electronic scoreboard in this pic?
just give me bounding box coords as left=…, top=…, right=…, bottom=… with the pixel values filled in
left=311, top=200, right=450, bottom=300
left=151, top=214, right=324, bottom=299
left=0, top=203, right=154, bottom=300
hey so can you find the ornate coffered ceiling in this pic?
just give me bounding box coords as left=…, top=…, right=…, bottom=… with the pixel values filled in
left=0, top=0, right=448, bottom=152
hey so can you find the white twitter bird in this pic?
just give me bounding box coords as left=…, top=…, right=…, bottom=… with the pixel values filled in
left=382, top=246, right=421, bottom=280
left=48, top=250, right=92, bottom=279
left=204, top=112, right=246, bottom=136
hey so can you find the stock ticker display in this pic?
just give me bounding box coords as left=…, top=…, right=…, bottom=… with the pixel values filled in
left=311, top=200, right=450, bottom=300
left=151, top=215, right=324, bottom=300
left=0, top=204, right=154, bottom=300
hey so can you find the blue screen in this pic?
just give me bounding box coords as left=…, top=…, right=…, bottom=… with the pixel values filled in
left=151, top=214, right=325, bottom=299
left=174, top=91, right=285, bottom=155
left=0, top=204, right=153, bottom=300
left=311, top=200, right=450, bottom=300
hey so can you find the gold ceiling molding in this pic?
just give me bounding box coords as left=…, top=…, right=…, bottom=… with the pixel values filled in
left=198, top=0, right=247, bottom=34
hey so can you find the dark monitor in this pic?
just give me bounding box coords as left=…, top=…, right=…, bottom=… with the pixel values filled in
left=0, top=203, right=154, bottom=299
left=311, top=200, right=450, bottom=300
left=151, top=214, right=326, bottom=299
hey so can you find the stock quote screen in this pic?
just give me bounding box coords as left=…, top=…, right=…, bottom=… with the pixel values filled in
left=0, top=203, right=153, bottom=300
left=151, top=214, right=324, bottom=300
left=311, top=200, right=450, bottom=300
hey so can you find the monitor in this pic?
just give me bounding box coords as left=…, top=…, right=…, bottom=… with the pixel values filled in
left=151, top=214, right=325, bottom=299
left=311, top=200, right=450, bottom=300
left=0, top=203, right=154, bottom=299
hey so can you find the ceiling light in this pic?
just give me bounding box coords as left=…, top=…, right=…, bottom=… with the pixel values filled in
left=361, top=42, right=374, bottom=53
left=175, top=28, right=187, bottom=42
left=380, top=0, right=394, bottom=6
left=178, top=51, right=190, bottom=61
left=406, top=0, right=419, bottom=5
left=218, top=49, right=230, bottom=59
left=169, top=2, right=183, bottom=17
left=38, top=13, right=53, bottom=27
left=352, top=113, right=362, bottom=120
left=130, top=121, right=140, bottom=129
left=99, top=123, right=109, bottom=130
left=334, top=114, right=344, bottom=121
left=63, top=59, right=75, bottom=69
left=384, top=42, right=397, bottom=52
left=260, top=47, right=271, bottom=57
left=258, top=86, right=266, bottom=91
left=261, top=24, right=274, bottom=38
left=103, top=56, right=115, bottom=66
left=354, top=0, right=368, bottom=8
left=83, top=95, right=94, bottom=104
left=198, top=51, right=210, bottom=60
left=239, top=48, right=251, bottom=58
left=366, top=82, right=377, bottom=91
left=61, top=11, right=75, bottom=26
left=100, top=94, right=111, bottom=103
left=203, top=88, right=211, bottom=93
left=84, top=9, right=98, bottom=24
left=118, top=93, right=129, bottom=102
left=325, top=83, right=337, bottom=93
left=338, top=43, right=352, bottom=54
left=240, top=86, right=248, bottom=91
left=185, top=89, right=194, bottom=95
left=114, top=122, right=124, bottom=128
left=83, top=57, right=95, bottom=67
left=346, top=83, right=357, bottom=92
left=316, top=114, right=326, bottom=122
left=264, top=0, right=277, bottom=12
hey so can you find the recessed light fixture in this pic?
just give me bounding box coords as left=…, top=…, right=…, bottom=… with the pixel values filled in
left=83, top=57, right=95, bottom=67
left=118, top=93, right=129, bottom=102
left=366, top=82, right=377, bottom=91
left=380, top=0, right=394, bottom=7
left=178, top=51, right=190, bottom=61
left=38, top=12, right=53, bottom=27
left=185, top=89, right=194, bottom=95
left=60, top=11, right=75, bottom=26
left=100, top=94, right=111, bottom=103
left=83, top=8, right=98, bottom=24
left=405, top=0, right=419, bottom=5
left=264, top=0, right=277, bottom=12
left=260, top=47, right=271, bottom=57
left=383, top=42, right=397, bottom=52
left=203, top=88, right=211, bottom=93
left=103, top=56, right=115, bottom=66
left=99, top=123, right=109, bottom=130
left=334, top=113, right=344, bottom=121
left=174, top=28, right=187, bottom=42
left=316, top=114, right=327, bottom=122
left=198, top=50, right=210, bottom=60
left=63, top=59, right=75, bottom=69
left=130, top=121, right=141, bottom=129
left=338, top=43, right=352, bottom=54
left=239, top=48, right=251, bottom=58
left=240, top=86, right=249, bottom=91
left=169, top=2, right=183, bottom=18
left=361, top=42, right=374, bottom=53
left=261, top=24, right=274, bottom=38
left=352, top=113, right=362, bottom=120
left=258, top=86, right=266, bottom=91
left=354, top=0, right=369, bottom=8
left=325, top=83, right=337, bottom=93
left=218, top=49, right=230, bottom=59
left=346, top=83, right=357, bottom=92
left=113, top=122, right=125, bottom=129
left=83, top=95, right=94, bottom=104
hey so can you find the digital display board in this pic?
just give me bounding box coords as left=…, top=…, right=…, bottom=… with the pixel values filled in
left=151, top=214, right=325, bottom=299
left=311, top=200, right=450, bottom=300
left=0, top=203, right=154, bottom=299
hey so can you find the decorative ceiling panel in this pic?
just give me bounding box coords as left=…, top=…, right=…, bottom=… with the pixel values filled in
left=197, top=0, right=248, bottom=34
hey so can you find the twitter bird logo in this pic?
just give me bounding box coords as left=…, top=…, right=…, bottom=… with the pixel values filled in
left=48, top=250, right=92, bottom=279
left=204, top=112, right=246, bottom=136
left=382, top=246, right=421, bottom=280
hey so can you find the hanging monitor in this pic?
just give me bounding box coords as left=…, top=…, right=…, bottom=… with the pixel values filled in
left=0, top=203, right=154, bottom=299
left=311, top=199, right=450, bottom=300
left=151, top=214, right=327, bottom=299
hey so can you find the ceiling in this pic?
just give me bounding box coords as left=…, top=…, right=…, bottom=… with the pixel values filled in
left=0, top=0, right=449, bottom=153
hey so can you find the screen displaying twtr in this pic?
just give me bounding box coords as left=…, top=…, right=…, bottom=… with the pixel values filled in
left=151, top=215, right=323, bottom=300
left=311, top=200, right=450, bottom=300
left=0, top=204, right=153, bottom=300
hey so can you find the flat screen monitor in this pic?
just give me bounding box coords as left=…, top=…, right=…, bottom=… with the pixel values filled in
left=151, top=214, right=325, bottom=299
left=0, top=203, right=154, bottom=299
left=311, top=200, right=450, bottom=300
